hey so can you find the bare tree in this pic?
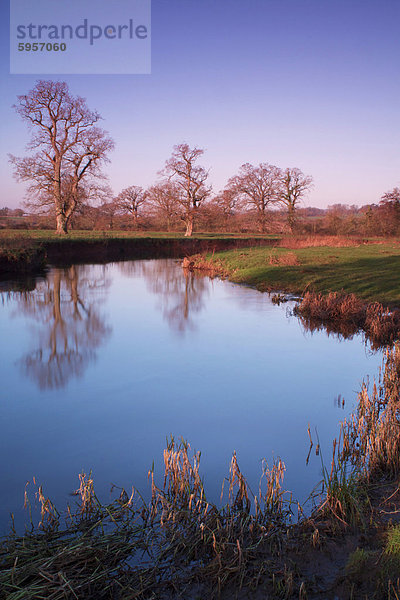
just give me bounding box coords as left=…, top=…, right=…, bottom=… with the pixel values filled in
left=9, top=80, right=114, bottom=234
left=147, top=180, right=180, bottom=231
left=375, top=187, right=400, bottom=235
left=227, top=163, right=280, bottom=233
left=162, top=143, right=211, bottom=236
left=116, top=185, right=147, bottom=228
left=278, top=167, right=313, bottom=232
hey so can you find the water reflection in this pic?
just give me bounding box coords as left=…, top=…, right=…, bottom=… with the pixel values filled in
left=118, top=259, right=209, bottom=334
left=11, top=265, right=111, bottom=390
left=294, top=313, right=378, bottom=351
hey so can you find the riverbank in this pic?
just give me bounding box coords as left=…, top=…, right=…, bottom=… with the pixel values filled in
left=0, top=230, right=279, bottom=275
left=1, top=345, right=400, bottom=599
left=186, top=242, right=400, bottom=349
left=188, top=239, right=400, bottom=306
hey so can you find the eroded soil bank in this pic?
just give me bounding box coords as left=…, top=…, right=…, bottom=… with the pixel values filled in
left=0, top=235, right=277, bottom=275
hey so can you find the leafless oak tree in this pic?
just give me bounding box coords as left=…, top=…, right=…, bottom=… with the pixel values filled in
left=116, top=185, right=147, bottom=228
left=278, top=167, right=313, bottom=232
left=227, top=163, right=280, bottom=233
left=9, top=80, right=114, bottom=234
left=162, top=143, right=211, bottom=236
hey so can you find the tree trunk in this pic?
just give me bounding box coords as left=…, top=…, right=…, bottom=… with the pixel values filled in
left=288, top=204, right=296, bottom=233
left=258, top=212, right=267, bottom=233
left=56, top=212, right=68, bottom=234
left=184, top=214, right=194, bottom=237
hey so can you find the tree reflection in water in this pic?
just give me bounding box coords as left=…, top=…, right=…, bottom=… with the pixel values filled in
left=118, top=259, right=209, bottom=334
left=12, top=265, right=111, bottom=389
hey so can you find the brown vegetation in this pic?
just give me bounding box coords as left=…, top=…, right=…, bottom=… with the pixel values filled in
left=269, top=251, right=299, bottom=265
left=277, top=235, right=368, bottom=248
left=295, top=291, right=400, bottom=349
left=182, top=253, right=230, bottom=277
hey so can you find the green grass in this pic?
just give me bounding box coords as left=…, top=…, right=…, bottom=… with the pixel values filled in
left=345, top=547, right=372, bottom=577
left=0, top=229, right=280, bottom=242
left=385, top=524, right=400, bottom=557
left=207, top=244, right=400, bottom=305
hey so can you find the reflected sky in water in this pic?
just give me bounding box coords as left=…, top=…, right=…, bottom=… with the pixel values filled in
left=0, top=259, right=382, bottom=533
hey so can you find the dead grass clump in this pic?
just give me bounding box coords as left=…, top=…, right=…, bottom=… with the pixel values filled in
left=295, top=292, right=400, bottom=349
left=365, top=303, right=400, bottom=347
left=314, top=344, right=400, bottom=531
left=183, top=254, right=229, bottom=278
left=317, top=433, right=367, bottom=529
left=343, top=344, right=400, bottom=480
left=295, top=292, right=366, bottom=325
left=269, top=251, right=300, bottom=266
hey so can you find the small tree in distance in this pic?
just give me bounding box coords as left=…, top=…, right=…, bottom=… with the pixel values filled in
left=116, top=185, right=147, bottom=228
left=381, top=187, right=400, bottom=204
left=9, top=80, right=114, bottom=234
left=227, top=163, right=281, bottom=233
left=162, top=143, right=211, bottom=236
left=278, top=167, right=313, bottom=232
left=376, top=187, right=400, bottom=235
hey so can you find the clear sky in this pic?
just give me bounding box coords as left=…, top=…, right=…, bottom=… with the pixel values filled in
left=1, top=0, right=399, bottom=209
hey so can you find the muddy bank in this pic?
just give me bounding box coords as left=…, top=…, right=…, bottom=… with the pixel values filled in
left=0, top=236, right=277, bottom=276
left=0, top=242, right=46, bottom=276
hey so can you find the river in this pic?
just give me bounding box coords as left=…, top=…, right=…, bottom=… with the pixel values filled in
left=0, top=259, right=382, bottom=533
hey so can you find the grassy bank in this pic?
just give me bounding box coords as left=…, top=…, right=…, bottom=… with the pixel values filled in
left=194, top=240, right=400, bottom=305
left=2, top=346, right=400, bottom=599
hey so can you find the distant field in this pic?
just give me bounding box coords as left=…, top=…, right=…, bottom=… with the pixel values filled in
left=207, top=242, right=400, bottom=305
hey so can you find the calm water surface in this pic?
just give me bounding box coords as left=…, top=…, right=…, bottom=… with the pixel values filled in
left=0, top=259, right=382, bottom=533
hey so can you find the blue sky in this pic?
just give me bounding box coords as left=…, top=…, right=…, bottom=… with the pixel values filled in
left=1, top=0, right=399, bottom=209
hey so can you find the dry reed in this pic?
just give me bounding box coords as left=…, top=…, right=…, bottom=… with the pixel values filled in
left=0, top=437, right=291, bottom=599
